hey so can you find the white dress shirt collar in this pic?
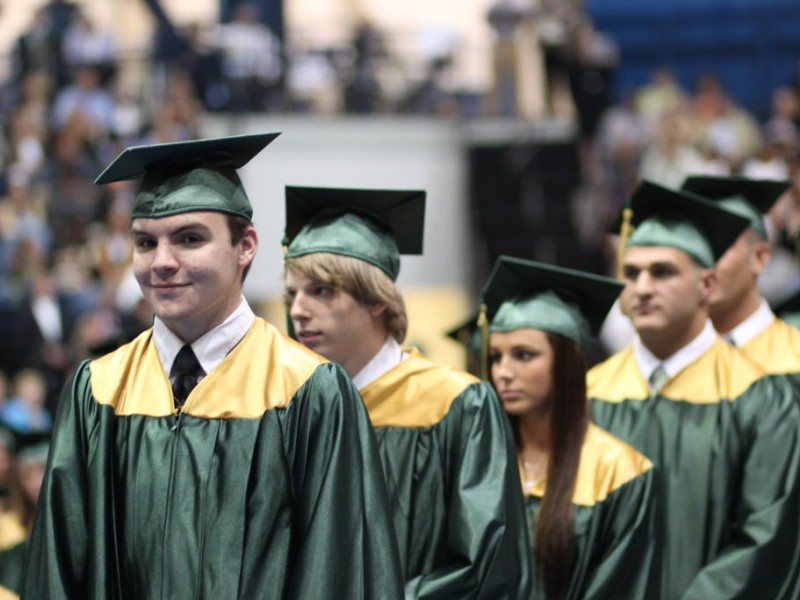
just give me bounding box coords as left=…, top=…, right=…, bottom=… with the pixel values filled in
left=724, top=299, right=775, bottom=347
left=154, top=296, right=255, bottom=377
left=633, top=319, right=718, bottom=387
left=352, top=335, right=407, bottom=391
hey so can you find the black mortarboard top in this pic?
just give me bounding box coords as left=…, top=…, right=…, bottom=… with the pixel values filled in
left=445, top=315, right=480, bottom=348
left=681, top=175, right=792, bottom=239
left=4, top=427, right=50, bottom=464
left=620, top=180, right=751, bottom=268
left=283, top=186, right=426, bottom=281
left=94, top=132, right=280, bottom=221
left=480, top=255, right=624, bottom=350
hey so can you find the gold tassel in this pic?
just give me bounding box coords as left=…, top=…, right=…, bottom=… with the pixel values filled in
left=617, top=207, right=633, bottom=280
left=477, top=303, right=489, bottom=381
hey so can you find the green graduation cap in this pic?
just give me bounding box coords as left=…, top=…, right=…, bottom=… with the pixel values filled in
left=480, top=255, right=624, bottom=351
left=94, top=132, right=281, bottom=221
left=620, top=180, right=750, bottom=269
left=283, top=186, right=426, bottom=281
left=681, top=175, right=792, bottom=239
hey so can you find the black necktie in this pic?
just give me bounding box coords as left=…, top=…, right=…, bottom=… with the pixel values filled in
left=171, top=345, right=205, bottom=406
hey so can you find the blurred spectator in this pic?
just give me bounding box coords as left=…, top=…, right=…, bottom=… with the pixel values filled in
left=485, top=0, right=540, bottom=118
left=0, top=370, right=52, bottom=435
left=4, top=265, right=91, bottom=414
left=153, top=21, right=225, bottom=113
left=568, top=16, right=620, bottom=178
left=400, top=26, right=460, bottom=116
left=8, top=71, right=52, bottom=180
left=161, top=70, right=204, bottom=139
left=638, top=108, right=728, bottom=188
left=51, top=65, right=116, bottom=138
left=204, top=3, right=283, bottom=113
left=11, top=8, right=62, bottom=90
left=0, top=434, right=49, bottom=594
left=687, top=74, right=763, bottom=171
left=285, top=48, right=341, bottom=114
left=86, top=194, right=133, bottom=293
left=634, top=67, right=687, bottom=133
left=0, top=165, right=52, bottom=280
left=344, top=20, right=387, bottom=114
left=595, top=87, right=649, bottom=214
left=40, top=128, right=105, bottom=251
left=0, top=424, right=13, bottom=514
left=741, top=142, right=792, bottom=180
left=0, top=428, right=26, bottom=574
left=61, top=8, right=118, bottom=84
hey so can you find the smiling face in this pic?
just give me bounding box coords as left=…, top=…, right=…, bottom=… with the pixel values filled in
left=620, top=245, right=715, bottom=357
left=284, top=269, right=387, bottom=377
left=132, top=211, right=257, bottom=343
left=489, top=328, right=555, bottom=418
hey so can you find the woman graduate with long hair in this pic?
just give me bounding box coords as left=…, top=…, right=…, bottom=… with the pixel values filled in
left=479, top=255, right=660, bottom=599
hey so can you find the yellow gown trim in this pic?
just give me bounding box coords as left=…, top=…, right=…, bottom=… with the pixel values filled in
left=521, top=424, right=653, bottom=507
left=587, top=338, right=765, bottom=404
left=739, top=318, right=800, bottom=375
left=359, top=347, right=479, bottom=428
left=0, top=511, right=25, bottom=551
left=0, top=584, right=18, bottom=600
left=89, top=319, right=327, bottom=418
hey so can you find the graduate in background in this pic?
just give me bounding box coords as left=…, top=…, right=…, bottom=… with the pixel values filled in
left=588, top=180, right=800, bottom=599
left=481, top=256, right=659, bottom=600
left=283, top=186, right=531, bottom=599
left=22, top=136, right=403, bottom=599
left=680, top=175, right=800, bottom=376
left=0, top=434, right=49, bottom=596
left=444, top=315, right=481, bottom=376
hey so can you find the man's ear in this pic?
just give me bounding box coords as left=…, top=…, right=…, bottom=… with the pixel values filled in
left=699, top=268, right=717, bottom=305
left=239, top=225, right=258, bottom=268
left=368, top=304, right=387, bottom=318
left=752, top=238, right=771, bottom=275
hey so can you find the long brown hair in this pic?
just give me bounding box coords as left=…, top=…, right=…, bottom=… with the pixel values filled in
left=509, top=332, right=588, bottom=598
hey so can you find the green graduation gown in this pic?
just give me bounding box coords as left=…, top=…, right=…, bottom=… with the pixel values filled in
left=588, top=338, right=800, bottom=599
left=22, top=319, right=404, bottom=600
left=359, top=349, right=532, bottom=599
left=523, top=424, right=660, bottom=600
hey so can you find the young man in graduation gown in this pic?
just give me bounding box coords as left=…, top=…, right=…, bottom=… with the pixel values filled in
left=680, top=175, right=800, bottom=376
left=587, top=180, right=800, bottom=599
left=22, top=135, right=404, bottom=600
left=282, top=186, right=531, bottom=599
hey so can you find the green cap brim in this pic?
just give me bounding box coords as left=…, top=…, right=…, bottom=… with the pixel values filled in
left=284, top=186, right=426, bottom=281
left=95, top=132, right=280, bottom=221
left=623, top=180, right=750, bottom=267
left=480, top=255, right=623, bottom=348
left=681, top=175, right=792, bottom=238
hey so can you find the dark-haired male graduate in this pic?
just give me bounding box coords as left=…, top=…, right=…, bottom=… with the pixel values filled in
left=22, top=135, right=404, bottom=599
left=283, top=186, right=531, bottom=599
left=681, top=175, right=800, bottom=378
left=587, top=180, right=800, bottom=599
